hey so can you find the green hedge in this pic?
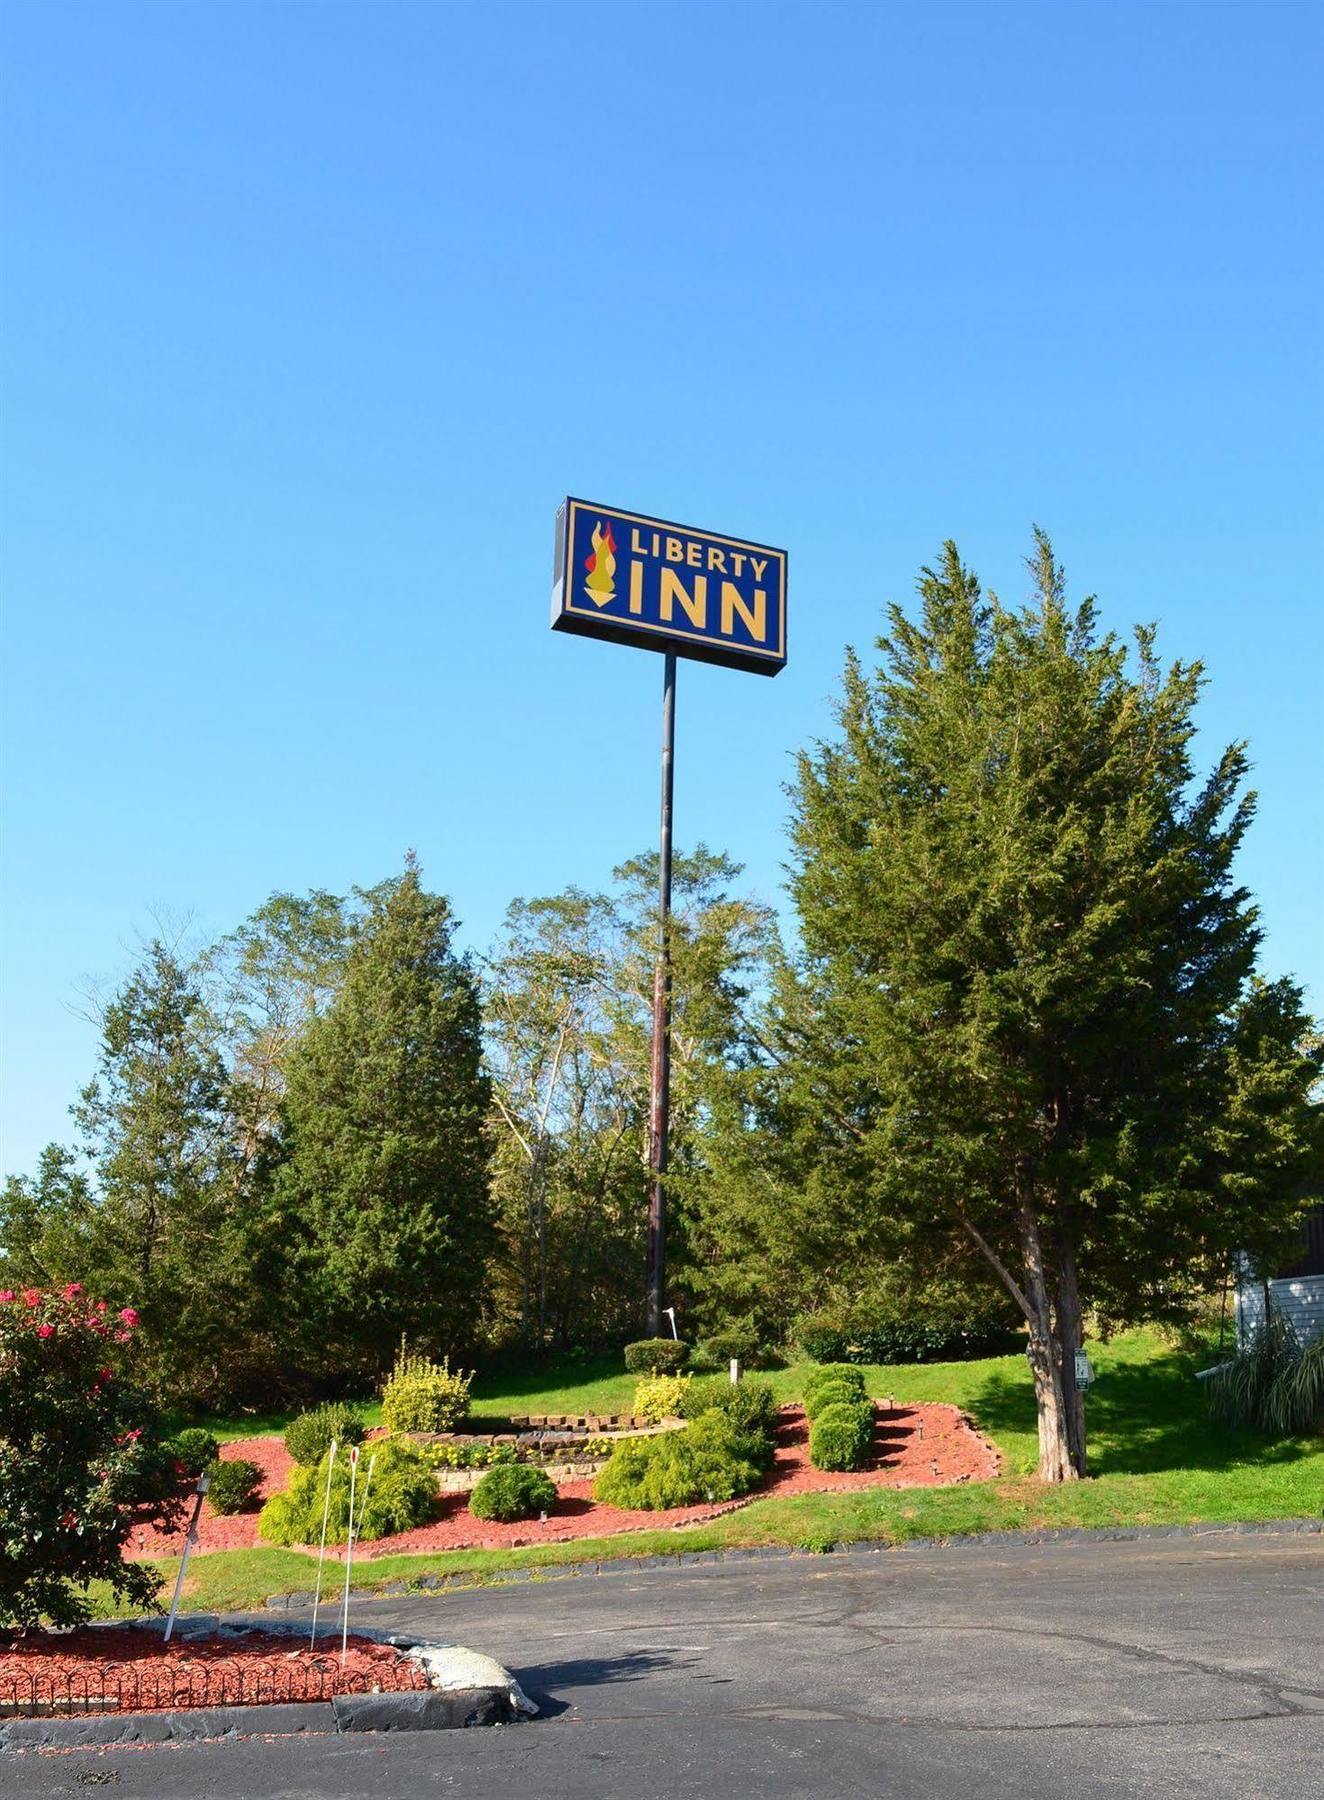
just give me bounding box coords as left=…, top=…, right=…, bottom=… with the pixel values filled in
left=679, top=1377, right=779, bottom=1445
left=795, top=1308, right=1022, bottom=1365
left=804, top=1377, right=866, bottom=1422
left=809, top=1400, right=875, bottom=1472
left=205, top=1457, right=262, bottom=1514
left=469, top=1465, right=557, bottom=1523
left=624, top=1339, right=689, bottom=1375
left=802, top=1364, right=866, bottom=1413
left=284, top=1402, right=367, bottom=1466
left=594, top=1409, right=765, bottom=1510
left=165, top=1428, right=219, bottom=1477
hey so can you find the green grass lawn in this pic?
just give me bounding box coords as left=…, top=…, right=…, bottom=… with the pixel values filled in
left=120, top=1325, right=1321, bottom=1620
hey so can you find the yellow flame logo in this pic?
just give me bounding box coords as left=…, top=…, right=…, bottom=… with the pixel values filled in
left=584, top=521, right=617, bottom=606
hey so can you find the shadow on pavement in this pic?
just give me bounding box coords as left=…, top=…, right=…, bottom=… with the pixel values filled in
left=516, top=1648, right=693, bottom=1717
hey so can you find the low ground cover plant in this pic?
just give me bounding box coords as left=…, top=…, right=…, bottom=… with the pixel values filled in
left=258, top=1437, right=438, bottom=1545
left=594, top=1408, right=766, bottom=1510
left=164, top=1427, right=220, bottom=1476
left=205, top=1457, right=263, bottom=1514
left=469, top=1464, right=557, bottom=1523
left=0, top=1285, right=181, bottom=1628
left=632, top=1373, right=691, bottom=1422
left=624, top=1338, right=689, bottom=1375
left=809, top=1399, right=876, bottom=1472
left=421, top=1440, right=517, bottom=1472
left=284, top=1402, right=367, bottom=1466
left=380, top=1343, right=473, bottom=1433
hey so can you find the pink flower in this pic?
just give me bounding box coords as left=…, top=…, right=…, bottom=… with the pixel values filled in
left=63, top=1282, right=83, bottom=1298
left=22, top=1288, right=40, bottom=1307
left=0, top=1291, right=13, bottom=1304
left=37, top=1323, right=54, bottom=1339
left=96, top=1300, right=107, bottom=1313
left=118, top=1308, right=139, bottom=1327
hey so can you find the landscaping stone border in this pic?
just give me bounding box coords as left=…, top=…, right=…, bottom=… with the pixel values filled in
left=0, top=1616, right=536, bottom=1753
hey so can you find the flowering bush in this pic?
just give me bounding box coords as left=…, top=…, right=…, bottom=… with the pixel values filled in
left=380, top=1343, right=472, bottom=1433
left=0, top=1284, right=181, bottom=1628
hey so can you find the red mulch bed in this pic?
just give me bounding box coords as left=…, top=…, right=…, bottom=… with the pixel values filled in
left=127, top=1436, right=294, bottom=1557
left=0, top=1628, right=427, bottom=1716
left=128, top=1400, right=997, bottom=1562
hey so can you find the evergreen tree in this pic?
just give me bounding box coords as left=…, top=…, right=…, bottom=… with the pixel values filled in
left=70, top=940, right=248, bottom=1399
left=268, top=859, right=492, bottom=1381
left=787, top=534, right=1322, bottom=1479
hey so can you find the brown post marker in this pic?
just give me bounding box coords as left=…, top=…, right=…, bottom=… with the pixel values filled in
left=645, top=651, right=676, bottom=1338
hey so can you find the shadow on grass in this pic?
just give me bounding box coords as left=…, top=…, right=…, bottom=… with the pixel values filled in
left=967, top=1343, right=1315, bottom=1476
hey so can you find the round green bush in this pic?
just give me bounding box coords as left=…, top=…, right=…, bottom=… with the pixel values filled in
left=469, top=1464, right=557, bottom=1523
left=165, top=1428, right=220, bottom=1476
left=808, top=1400, right=875, bottom=1473
left=258, top=1437, right=438, bottom=1546
left=284, top=1402, right=367, bottom=1466
left=594, top=1409, right=765, bottom=1511
left=624, top=1338, right=689, bottom=1376
left=205, top=1457, right=262, bottom=1515
left=804, top=1378, right=866, bottom=1422
left=802, top=1363, right=866, bottom=1408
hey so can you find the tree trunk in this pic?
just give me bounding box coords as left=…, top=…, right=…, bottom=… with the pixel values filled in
left=1054, top=1237, right=1087, bottom=1477
left=1018, top=1193, right=1078, bottom=1483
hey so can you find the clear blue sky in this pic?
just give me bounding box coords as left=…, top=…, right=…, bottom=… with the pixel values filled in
left=2, top=0, right=1321, bottom=1179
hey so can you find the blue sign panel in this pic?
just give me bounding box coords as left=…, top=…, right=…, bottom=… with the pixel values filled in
left=551, top=498, right=787, bottom=676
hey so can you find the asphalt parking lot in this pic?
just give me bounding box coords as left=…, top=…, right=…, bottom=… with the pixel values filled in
left=4, top=1529, right=1321, bottom=1798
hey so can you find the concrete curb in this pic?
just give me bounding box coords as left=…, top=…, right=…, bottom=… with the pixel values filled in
left=260, top=1515, right=1324, bottom=1606
left=0, top=1617, right=535, bottom=1753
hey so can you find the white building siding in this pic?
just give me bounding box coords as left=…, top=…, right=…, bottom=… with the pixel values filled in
left=1235, top=1275, right=1324, bottom=1348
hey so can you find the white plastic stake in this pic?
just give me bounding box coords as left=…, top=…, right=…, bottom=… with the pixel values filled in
left=729, top=1357, right=741, bottom=1386
left=164, top=1469, right=209, bottom=1643
left=340, top=1450, right=376, bottom=1665
left=308, top=1439, right=338, bottom=1650
left=664, top=1306, right=679, bottom=1341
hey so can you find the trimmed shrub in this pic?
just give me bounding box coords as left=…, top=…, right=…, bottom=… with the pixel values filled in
left=380, top=1343, right=473, bottom=1433
left=469, top=1464, right=557, bottom=1523
left=165, top=1428, right=220, bottom=1476
left=679, top=1376, right=779, bottom=1445
left=0, top=1285, right=181, bottom=1629
left=804, top=1379, right=865, bottom=1422
left=632, top=1374, right=691, bottom=1423
left=689, top=1328, right=766, bottom=1372
left=594, top=1409, right=765, bottom=1511
left=624, top=1338, right=689, bottom=1375
left=802, top=1365, right=866, bottom=1415
left=205, top=1457, right=262, bottom=1514
left=809, top=1400, right=875, bottom=1472
left=284, top=1402, right=367, bottom=1467
left=258, top=1437, right=438, bottom=1546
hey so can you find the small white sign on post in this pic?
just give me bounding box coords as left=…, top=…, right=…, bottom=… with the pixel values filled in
left=1074, top=1351, right=1095, bottom=1390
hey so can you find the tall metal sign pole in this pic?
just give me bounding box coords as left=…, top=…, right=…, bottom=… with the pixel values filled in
left=552, top=499, right=788, bottom=1336
left=645, top=651, right=677, bottom=1335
